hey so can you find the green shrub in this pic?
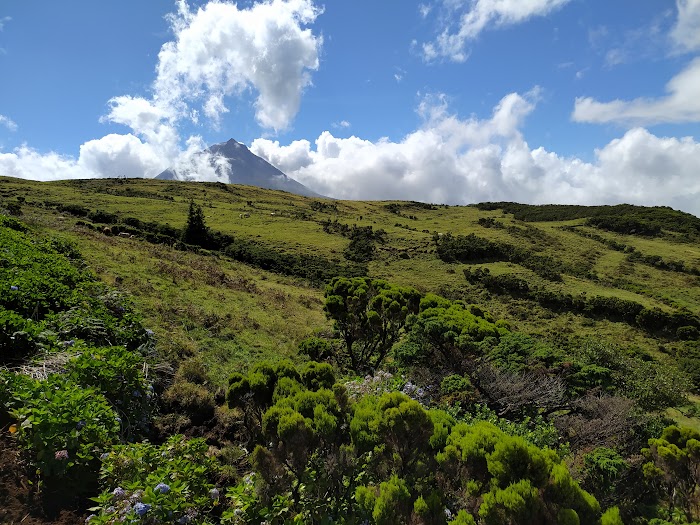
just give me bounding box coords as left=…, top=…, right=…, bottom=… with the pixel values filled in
left=66, top=346, right=153, bottom=438
left=1, top=372, right=119, bottom=491
left=163, top=381, right=216, bottom=425
left=89, top=435, right=221, bottom=525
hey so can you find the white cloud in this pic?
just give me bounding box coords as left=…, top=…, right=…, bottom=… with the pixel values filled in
left=671, top=0, right=700, bottom=52
left=332, top=120, right=351, bottom=129
left=155, top=0, right=322, bottom=131
left=2, top=0, right=323, bottom=184
left=0, top=146, right=88, bottom=181
left=573, top=57, right=700, bottom=125
left=0, top=16, right=10, bottom=31
left=423, top=0, right=571, bottom=62
left=251, top=93, right=700, bottom=216
left=0, top=115, right=17, bottom=132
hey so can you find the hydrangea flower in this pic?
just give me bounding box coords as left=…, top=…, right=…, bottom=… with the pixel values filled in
left=154, top=482, right=170, bottom=494
left=76, top=420, right=86, bottom=430
left=54, top=449, right=69, bottom=460
left=177, top=516, right=191, bottom=524
left=209, top=488, right=220, bottom=500
left=100, top=452, right=110, bottom=461
left=10, top=285, right=18, bottom=291
left=134, top=502, right=151, bottom=517
left=112, top=487, right=126, bottom=499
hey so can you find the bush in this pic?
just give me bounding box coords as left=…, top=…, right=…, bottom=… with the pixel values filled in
left=89, top=435, right=221, bottom=525
left=163, top=381, right=216, bottom=425
left=66, top=346, right=153, bottom=438
left=0, top=372, right=119, bottom=492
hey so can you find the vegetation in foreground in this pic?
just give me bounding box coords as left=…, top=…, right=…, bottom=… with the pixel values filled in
left=1, top=178, right=700, bottom=524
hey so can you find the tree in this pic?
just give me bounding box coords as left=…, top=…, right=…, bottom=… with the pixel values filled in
left=182, top=200, right=209, bottom=247
left=323, top=277, right=421, bottom=372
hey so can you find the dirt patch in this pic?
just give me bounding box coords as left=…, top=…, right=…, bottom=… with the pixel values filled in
left=0, top=434, right=88, bottom=525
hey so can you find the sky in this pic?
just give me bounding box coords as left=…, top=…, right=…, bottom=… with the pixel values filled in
left=1, top=0, right=700, bottom=215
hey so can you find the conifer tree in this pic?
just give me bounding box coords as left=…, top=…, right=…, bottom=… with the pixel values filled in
left=182, top=200, right=209, bottom=247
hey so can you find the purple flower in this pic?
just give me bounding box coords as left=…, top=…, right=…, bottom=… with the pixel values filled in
left=10, top=285, right=18, bottom=291
left=112, top=487, right=126, bottom=499
left=209, top=488, right=220, bottom=500
left=62, top=340, right=75, bottom=347
left=154, top=482, right=170, bottom=494
left=54, top=449, right=69, bottom=461
left=133, top=502, right=151, bottom=517
left=76, top=420, right=86, bottom=430
left=100, top=452, right=110, bottom=461
left=132, top=390, right=141, bottom=398
left=177, top=516, right=191, bottom=524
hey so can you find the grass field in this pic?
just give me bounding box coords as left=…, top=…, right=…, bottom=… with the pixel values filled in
left=2, top=175, right=699, bottom=387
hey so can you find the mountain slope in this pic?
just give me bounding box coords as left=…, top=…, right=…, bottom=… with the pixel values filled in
left=156, top=138, right=322, bottom=198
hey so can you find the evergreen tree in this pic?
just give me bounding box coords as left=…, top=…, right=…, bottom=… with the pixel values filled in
left=182, top=200, right=209, bottom=247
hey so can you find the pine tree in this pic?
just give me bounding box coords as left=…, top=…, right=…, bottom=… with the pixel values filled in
left=182, top=200, right=209, bottom=247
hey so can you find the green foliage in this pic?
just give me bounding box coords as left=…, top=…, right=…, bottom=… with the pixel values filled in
left=461, top=404, right=565, bottom=453
left=66, top=346, right=153, bottom=438
left=583, top=448, right=628, bottom=495
left=324, top=277, right=422, bottom=372
left=436, top=233, right=567, bottom=280
left=448, top=510, right=477, bottom=525
left=600, top=506, right=624, bottom=525
left=89, top=435, right=221, bottom=525
left=182, top=200, right=210, bottom=247
left=402, top=294, right=507, bottom=365
left=163, top=380, right=216, bottom=425
left=440, top=374, right=479, bottom=407
left=351, top=392, right=438, bottom=479
left=481, top=332, right=564, bottom=373
left=438, top=421, right=598, bottom=524
left=0, top=221, right=88, bottom=319
left=474, top=202, right=700, bottom=237
left=298, top=336, right=334, bottom=361
left=1, top=372, right=119, bottom=491
left=224, top=237, right=367, bottom=285
left=643, top=425, right=700, bottom=521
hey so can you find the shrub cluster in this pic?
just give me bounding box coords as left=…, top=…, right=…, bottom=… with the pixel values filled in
left=464, top=267, right=700, bottom=335
left=435, top=232, right=569, bottom=281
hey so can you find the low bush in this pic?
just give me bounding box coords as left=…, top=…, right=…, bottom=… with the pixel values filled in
left=88, top=435, right=221, bottom=525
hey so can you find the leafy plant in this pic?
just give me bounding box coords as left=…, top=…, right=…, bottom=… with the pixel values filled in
left=1, top=372, right=120, bottom=492
left=89, top=435, right=221, bottom=524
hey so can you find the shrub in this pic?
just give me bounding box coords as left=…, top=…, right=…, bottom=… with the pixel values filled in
left=1, top=372, right=119, bottom=492
left=89, top=435, right=221, bottom=525
left=66, top=346, right=153, bottom=438
left=163, top=381, right=216, bottom=425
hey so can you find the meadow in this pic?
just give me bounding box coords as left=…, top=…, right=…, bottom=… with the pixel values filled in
left=1, top=175, right=700, bottom=524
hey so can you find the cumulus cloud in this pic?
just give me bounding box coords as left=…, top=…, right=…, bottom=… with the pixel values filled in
left=573, top=57, right=700, bottom=125
left=671, top=0, right=700, bottom=52
left=0, top=115, right=17, bottom=132
left=423, top=0, right=571, bottom=62
left=154, top=0, right=322, bottom=131
left=3, top=0, right=323, bottom=183
left=251, top=93, right=700, bottom=216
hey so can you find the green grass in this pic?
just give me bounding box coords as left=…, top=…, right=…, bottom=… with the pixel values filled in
left=2, top=175, right=699, bottom=383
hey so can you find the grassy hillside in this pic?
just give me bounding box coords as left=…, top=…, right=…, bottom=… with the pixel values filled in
left=2, top=175, right=700, bottom=524
left=2, top=176, right=698, bottom=365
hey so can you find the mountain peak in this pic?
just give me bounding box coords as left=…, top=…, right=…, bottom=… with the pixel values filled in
left=156, top=140, right=322, bottom=198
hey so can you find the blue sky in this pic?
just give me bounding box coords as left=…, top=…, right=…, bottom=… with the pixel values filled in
left=1, top=0, right=700, bottom=215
